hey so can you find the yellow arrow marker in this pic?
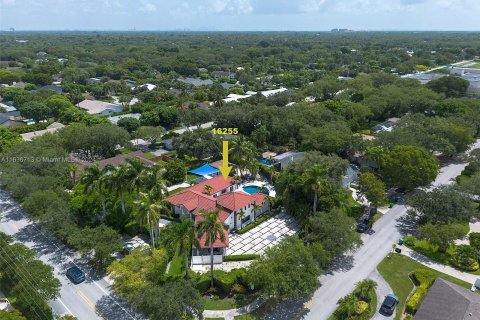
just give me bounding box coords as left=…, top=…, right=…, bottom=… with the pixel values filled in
left=219, top=140, right=233, bottom=180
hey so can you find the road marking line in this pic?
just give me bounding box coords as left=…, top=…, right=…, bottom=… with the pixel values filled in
left=57, top=298, right=75, bottom=317
left=304, top=300, right=313, bottom=309
left=77, top=290, right=96, bottom=310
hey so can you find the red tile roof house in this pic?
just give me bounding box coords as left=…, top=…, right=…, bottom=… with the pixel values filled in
left=166, top=175, right=269, bottom=265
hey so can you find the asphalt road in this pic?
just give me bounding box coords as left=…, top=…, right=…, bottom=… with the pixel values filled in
left=0, top=189, right=140, bottom=320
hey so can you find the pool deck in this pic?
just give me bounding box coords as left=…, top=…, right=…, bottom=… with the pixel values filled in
left=238, top=180, right=276, bottom=197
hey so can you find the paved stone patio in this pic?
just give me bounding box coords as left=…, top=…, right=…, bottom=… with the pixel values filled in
left=226, top=211, right=300, bottom=256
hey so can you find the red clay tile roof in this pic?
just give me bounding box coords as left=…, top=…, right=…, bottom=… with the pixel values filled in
left=96, top=151, right=155, bottom=169
left=194, top=215, right=229, bottom=249
left=166, top=190, right=217, bottom=214
left=190, top=175, right=234, bottom=195
left=216, top=191, right=256, bottom=212
left=252, top=192, right=267, bottom=205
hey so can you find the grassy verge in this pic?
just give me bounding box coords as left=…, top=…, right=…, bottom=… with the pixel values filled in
left=204, top=293, right=259, bottom=311
left=224, top=254, right=260, bottom=262
left=377, top=254, right=472, bottom=320
left=168, top=186, right=188, bottom=195
left=167, top=248, right=185, bottom=278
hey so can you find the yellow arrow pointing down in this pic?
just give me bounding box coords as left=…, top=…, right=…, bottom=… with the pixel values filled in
left=219, top=140, right=233, bottom=180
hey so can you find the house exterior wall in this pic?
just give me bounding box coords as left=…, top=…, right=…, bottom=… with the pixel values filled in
left=212, top=184, right=237, bottom=198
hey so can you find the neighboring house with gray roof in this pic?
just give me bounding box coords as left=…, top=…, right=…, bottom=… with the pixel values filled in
left=20, top=122, right=65, bottom=141
left=0, top=111, right=22, bottom=128
left=272, top=151, right=306, bottom=170
left=177, top=77, right=213, bottom=87
left=76, top=99, right=122, bottom=115
left=414, top=278, right=480, bottom=320
left=108, top=113, right=141, bottom=125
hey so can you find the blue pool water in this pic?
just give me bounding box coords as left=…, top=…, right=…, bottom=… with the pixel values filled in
left=258, top=158, right=273, bottom=166
left=243, top=185, right=269, bottom=195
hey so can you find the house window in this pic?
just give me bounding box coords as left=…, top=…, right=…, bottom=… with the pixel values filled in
left=241, top=215, right=251, bottom=224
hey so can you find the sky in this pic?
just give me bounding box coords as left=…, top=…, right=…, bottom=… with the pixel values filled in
left=1, top=0, right=480, bottom=31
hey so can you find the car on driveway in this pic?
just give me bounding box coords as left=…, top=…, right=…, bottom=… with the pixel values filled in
left=66, top=266, right=85, bottom=284
left=356, top=218, right=372, bottom=233
left=380, top=293, right=398, bottom=315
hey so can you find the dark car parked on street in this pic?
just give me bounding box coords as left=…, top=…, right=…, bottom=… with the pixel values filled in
left=356, top=218, right=373, bottom=233
left=66, top=266, right=86, bottom=284
left=380, top=293, right=398, bottom=315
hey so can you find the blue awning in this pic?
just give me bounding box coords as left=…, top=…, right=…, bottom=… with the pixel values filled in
left=188, top=163, right=220, bottom=176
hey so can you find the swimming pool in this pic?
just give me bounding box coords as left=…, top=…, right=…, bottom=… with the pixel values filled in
left=243, top=185, right=269, bottom=195
left=258, top=158, right=273, bottom=166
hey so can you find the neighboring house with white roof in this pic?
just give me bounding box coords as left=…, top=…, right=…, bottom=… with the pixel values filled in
left=272, top=151, right=306, bottom=170
left=137, top=83, right=157, bottom=91
left=76, top=99, right=122, bottom=115
left=20, top=122, right=65, bottom=141
left=177, top=77, right=213, bottom=87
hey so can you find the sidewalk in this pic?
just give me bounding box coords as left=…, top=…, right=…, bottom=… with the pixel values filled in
left=203, top=297, right=264, bottom=320
left=400, top=246, right=478, bottom=284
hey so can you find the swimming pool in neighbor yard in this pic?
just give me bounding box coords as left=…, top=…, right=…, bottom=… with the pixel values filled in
left=239, top=181, right=276, bottom=197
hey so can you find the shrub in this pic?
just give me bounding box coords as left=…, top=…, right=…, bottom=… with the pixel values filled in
left=406, top=287, right=427, bottom=314
left=223, top=254, right=260, bottom=262
left=194, top=273, right=211, bottom=293
left=469, top=232, right=480, bottom=251
left=411, top=269, right=436, bottom=287
left=213, top=269, right=248, bottom=294
left=354, top=301, right=368, bottom=315
left=231, top=283, right=247, bottom=294
left=124, top=220, right=140, bottom=236
left=450, top=245, right=479, bottom=271
left=404, top=236, right=416, bottom=247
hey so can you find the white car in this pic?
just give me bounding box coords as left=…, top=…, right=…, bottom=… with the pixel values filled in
left=0, top=297, right=12, bottom=311
left=471, top=278, right=480, bottom=292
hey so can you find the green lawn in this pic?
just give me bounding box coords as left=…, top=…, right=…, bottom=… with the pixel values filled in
left=167, top=248, right=185, bottom=278
left=204, top=297, right=238, bottom=310
left=186, top=173, right=199, bottom=183
left=204, top=293, right=259, bottom=311
left=472, top=63, right=480, bottom=68
left=168, top=186, right=188, bottom=195
left=377, top=254, right=472, bottom=320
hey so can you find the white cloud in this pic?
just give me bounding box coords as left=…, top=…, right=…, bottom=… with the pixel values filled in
left=139, top=0, right=156, bottom=13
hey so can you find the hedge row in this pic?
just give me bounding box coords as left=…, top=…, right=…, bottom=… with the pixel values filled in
left=194, top=268, right=248, bottom=294
left=223, top=254, right=260, bottom=262
left=406, top=269, right=436, bottom=314
left=237, top=211, right=277, bottom=235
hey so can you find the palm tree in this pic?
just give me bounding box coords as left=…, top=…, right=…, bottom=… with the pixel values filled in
left=146, top=164, right=170, bottom=197
left=252, top=203, right=262, bottom=220
left=355, top=279, right=377, bottom=302
left=336, top=293, right=359, bottom=318
left=171, top=218, right=199, bottom=279
left=105, top=164, right=132, bottom=216
left=196, top=209, right=227, bottom=289
left=81, top=164, right=108, bottom=220
left=126, top=157, right=147, bottom=200
left=135, top=191, right=169, bottom=248
left=229, top=136, right=256, bottom=177
left=233, top=175, right=242, bottom=186
left=301, top=165, right=328, bottom=214
left=238, top=209, right=247, bottom=229
left=203, top=184, right=214, bottom=196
